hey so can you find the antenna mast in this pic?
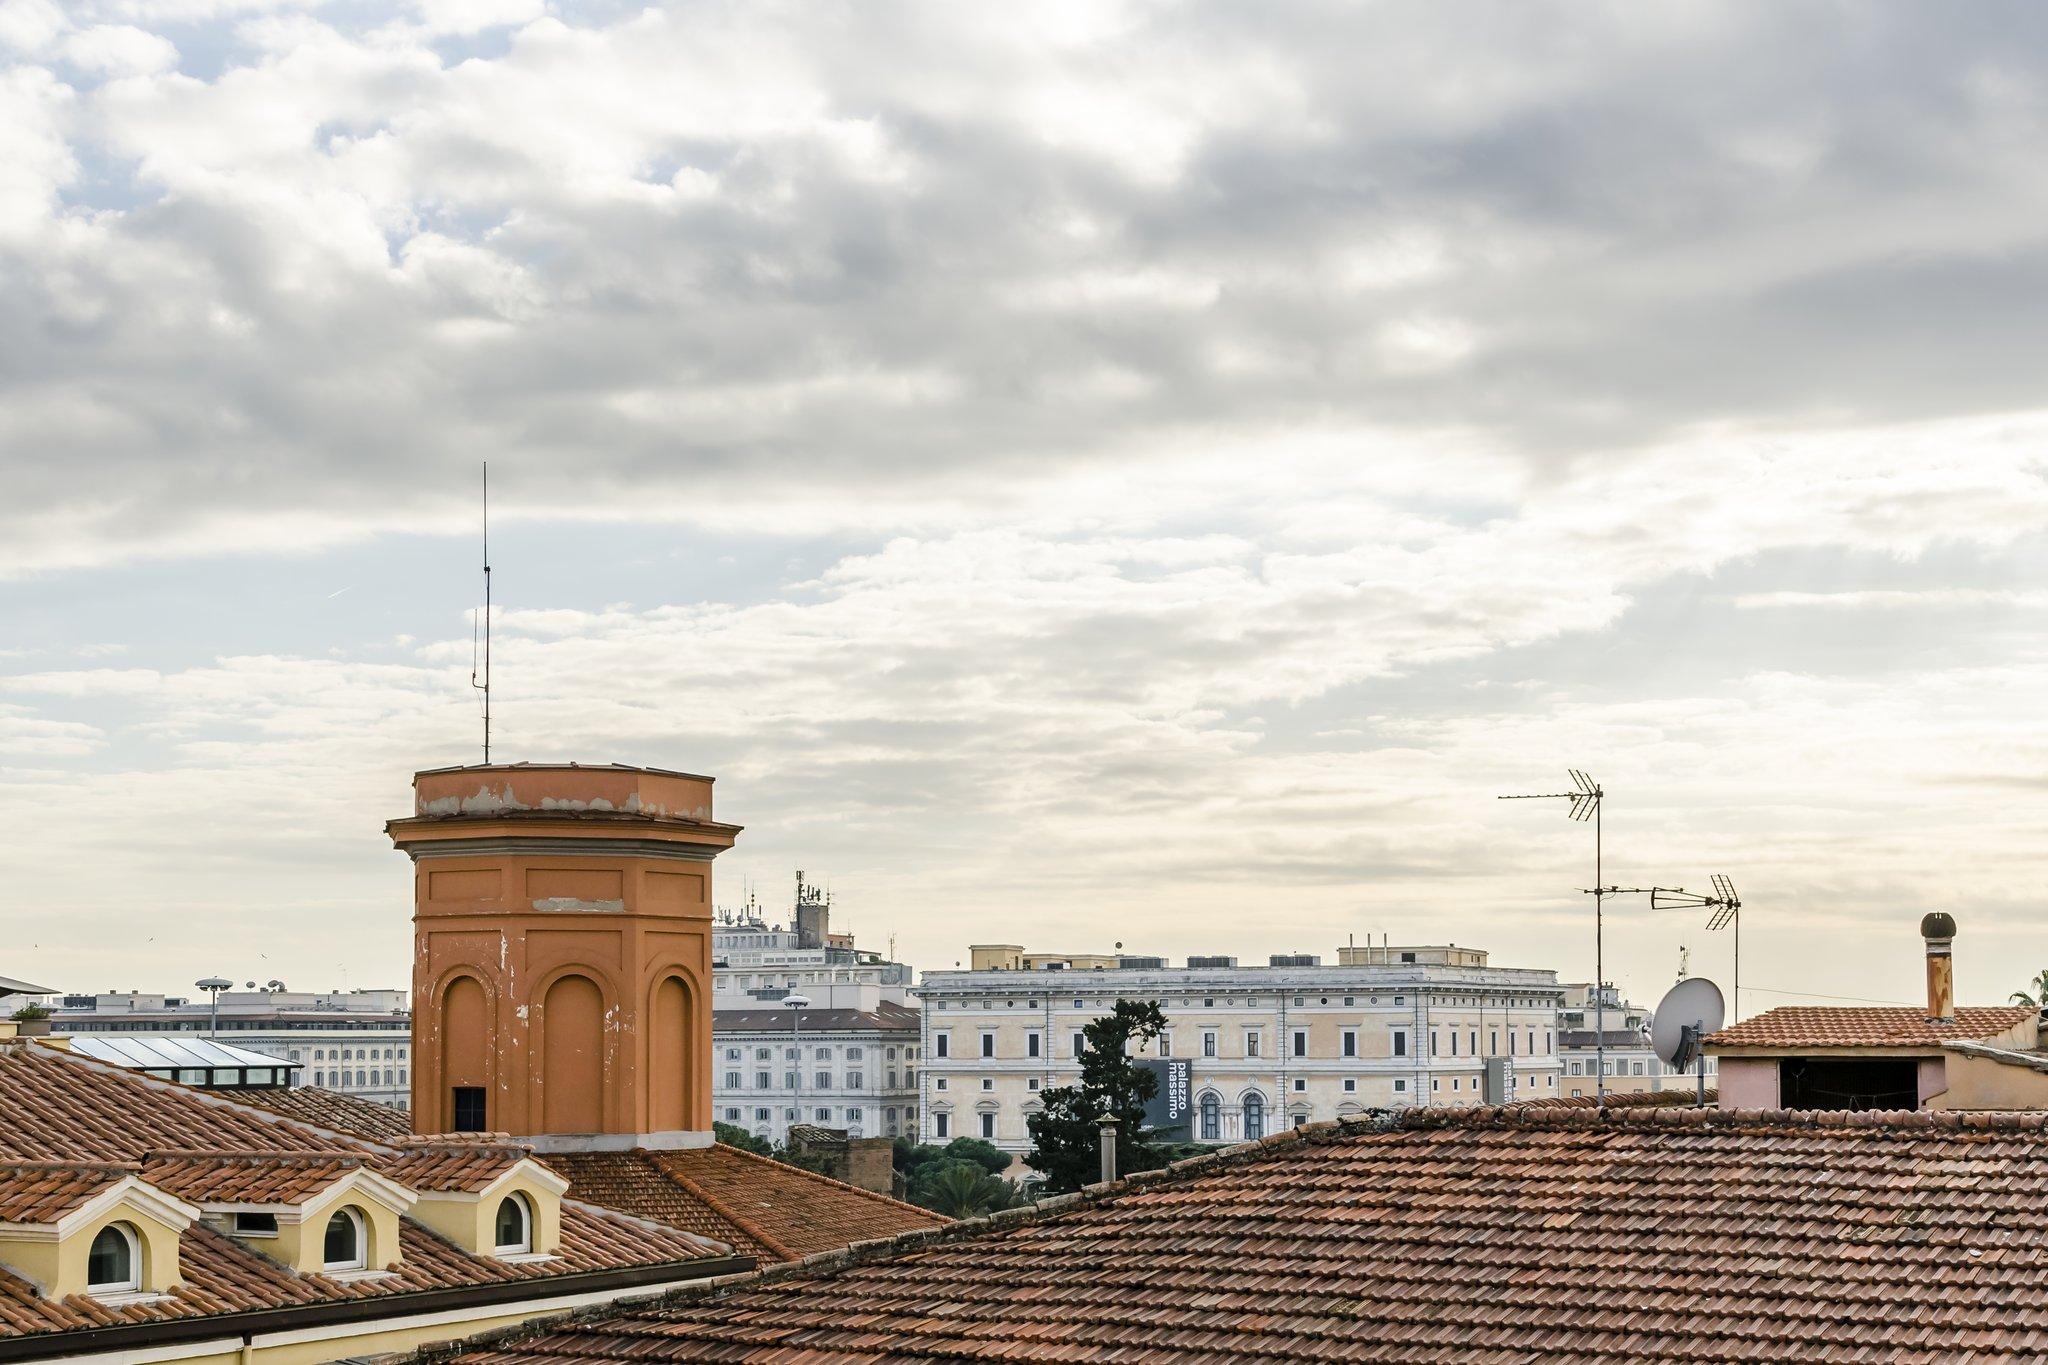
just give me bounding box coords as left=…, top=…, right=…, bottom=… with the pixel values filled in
left=1500, top=770, right=1607, bottom=1100
left=470, top=463, right=492, bottom=763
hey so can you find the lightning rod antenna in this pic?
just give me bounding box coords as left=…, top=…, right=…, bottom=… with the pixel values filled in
left=470, top=463, right=492, bottom=763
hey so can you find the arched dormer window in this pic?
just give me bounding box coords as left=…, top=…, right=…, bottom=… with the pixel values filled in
left=86, top=1224, right=140, bottom=1294
left=322, top=1208, right=366, bottom=1272
left=494, top=1193, right=532, bottom=1256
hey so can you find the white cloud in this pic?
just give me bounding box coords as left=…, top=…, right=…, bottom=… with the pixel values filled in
left=61, top=23, right=177, bottom=76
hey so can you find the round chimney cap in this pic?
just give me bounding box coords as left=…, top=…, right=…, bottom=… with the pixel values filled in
left=1920, top=912, right=1957, bottom=940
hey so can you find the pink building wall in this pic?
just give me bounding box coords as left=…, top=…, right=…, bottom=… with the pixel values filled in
left=1715, top=1057, right=1779, bottom=1109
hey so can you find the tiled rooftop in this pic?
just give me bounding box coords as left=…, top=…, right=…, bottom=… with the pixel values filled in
left=382, top=1142, right=531, bottom=1193
left=140, top=1150, right=370, bottom=1205
left=1706, top=1004, right=2031, bottom=1049
left=542, top=1145, right=945, bottom=1263
left=0, top=1162, right=133, bottom=1223
left=451, top=1103, right=2048, bottom=1364
left=234, top=1085, right=414, bottom=1141
left=0, top=1042, right=739, bottom=1343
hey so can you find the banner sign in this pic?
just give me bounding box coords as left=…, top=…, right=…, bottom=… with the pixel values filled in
left=1137, top=1058, right=1193, bottom=1136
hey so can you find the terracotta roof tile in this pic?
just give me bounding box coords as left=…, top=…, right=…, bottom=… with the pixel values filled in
left=455, top=1104, right=2048, bottom=1364
left=1707, top=1005, right=2030, bottom=1049
left=140, top=1151, right=368, bottom=1205
left=539, top=1146, right=944, bottom=1263
left=382, top=1143, right=529, bottom=1193
left=232, top=1087, right=414, bottom=1142
left=0, top=1162, right=133, bottom=1223
left=0, top=1044, right=738, bottom=1343
left=0, top=1042, right=355, bottom=1162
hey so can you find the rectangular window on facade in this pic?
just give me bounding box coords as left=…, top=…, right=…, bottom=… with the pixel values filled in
left=784, top=1070, right=798, bottom=1089
left=981, top=1033, right=995, bottom=1058
left=1027, top=1032, right=1041, bottom=1058
left=1292, top=1077, right=1306, bottom=1092
left=935, top=1113, right=950, bottom=1138
left=1159, top=1034, right=1171, bottom=1057
left=848, top=1072, right=864, bottom=1088
left=756, top=1070, right=771, bottom=1088
left=1291, top=1031, right=1306, bottom=1057
left=1430, top=1030, right=1439, bottom=1056
left=724, top=1107, right=740, bottom=1121
left=1343, top=1078, right=1356, bottom=1092
left=1393, top=1030, right=1408, bottom=1057
left=1245, top=1031, right=1261, bottom=1058
left=755, top=1107, right=770, bottom=1121
left=1341, top=1029, right=1357, bottom=1058
left=724, top=1070, right=741, bottom=1088
left=1028, top=1077, right=1040, bottom=1090
left=980, top=1112, right=996, bottom=1138
left=1203, top=1031, right=1217, bottom=1058
left=1470, top=1031, right=1478, bottom=1055
left=816, top=1070, right=832, bottom=1089
left=1394, top=1078, right=1407, bottom=1092
left=452, top=1087, right=486, bottom=1132
left=1491, top=1030, right=1499, bottom=1055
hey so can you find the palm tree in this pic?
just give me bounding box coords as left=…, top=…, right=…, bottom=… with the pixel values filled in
left=917, top=1162, right=1026, bottom=1219
left=2010, top=969, right=2048, bottom=1007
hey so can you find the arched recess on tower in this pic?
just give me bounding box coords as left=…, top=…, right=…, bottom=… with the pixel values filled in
left=538, top=973, right=608, bottom=1133
left=647, top=973, right=696, bottom=1134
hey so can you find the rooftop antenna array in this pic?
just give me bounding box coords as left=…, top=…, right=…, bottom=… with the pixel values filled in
left=1600, top=877, right=1743, bottom=1022
left=1500, top=769, right=1611, bottom=1100
left=469, top=463, right=493, bottom=763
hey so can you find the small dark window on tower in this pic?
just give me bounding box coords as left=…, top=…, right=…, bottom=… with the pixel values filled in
left=453, top=1086, right=487, bottom=1132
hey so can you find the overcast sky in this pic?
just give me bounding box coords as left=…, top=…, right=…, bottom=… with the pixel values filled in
left=4, top=0, right=2047, bottom=1017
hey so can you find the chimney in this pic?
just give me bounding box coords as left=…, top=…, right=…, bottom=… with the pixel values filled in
left=1921, top=912, right=1957, bottom=1023
left=1097, top=1116, right=1120, bottom=1184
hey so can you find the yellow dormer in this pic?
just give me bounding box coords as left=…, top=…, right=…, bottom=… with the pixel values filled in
left=0, top=1168, right=199, bottom=1302
left=396, top=1154, right=569, bottom=1259
left=255, top=1169, right=417, bottom=1278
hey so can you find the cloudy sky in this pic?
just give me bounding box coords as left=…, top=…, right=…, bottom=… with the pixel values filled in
left=4, top=0, right=2047, bottom=1016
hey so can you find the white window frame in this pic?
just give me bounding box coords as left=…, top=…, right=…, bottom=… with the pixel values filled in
left=86, top=1223, right=141, bottom=1294
left=323, top=1207, right=367, bottom=1272
left=493, top=1193, right=532, bottom=1256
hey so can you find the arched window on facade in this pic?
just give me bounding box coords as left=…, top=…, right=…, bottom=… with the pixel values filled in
left=322, top=1208, right=366, bottom=1271
left=493, top=1193, right=532, bottom=1255
left=87, top=1224, right=139, bottom=1294
left=1242, top=1092, right=1265, bottom=1141
left=1199, top=1093, right=1220, bottom=1141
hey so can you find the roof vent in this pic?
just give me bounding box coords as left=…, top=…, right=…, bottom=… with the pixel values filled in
left=1268, top=954, right=1320, bottom=968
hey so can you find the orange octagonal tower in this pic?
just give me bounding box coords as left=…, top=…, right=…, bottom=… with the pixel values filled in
left=388, top=762, right=741, bottom=1150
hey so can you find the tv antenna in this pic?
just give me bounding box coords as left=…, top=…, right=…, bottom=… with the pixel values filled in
left=469, top=463, right=492, bottom=763
left=1602, top=877, right=1743, bottom=1022
left=1500, top=769, right=1611, bottom=1100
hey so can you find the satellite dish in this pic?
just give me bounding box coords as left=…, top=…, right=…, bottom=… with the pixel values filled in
left=1651, top=977, right=1725, bottom=1068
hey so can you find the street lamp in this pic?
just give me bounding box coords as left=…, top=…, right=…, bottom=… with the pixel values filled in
left=195, top=977, right=232, bottom=1040
left=784, top=994, right=811, bottom=1136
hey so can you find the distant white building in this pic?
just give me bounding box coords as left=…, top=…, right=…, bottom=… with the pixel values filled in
left=916, top=943, right=1566, bottom=1157
left=48, top=985, right=411, bottom=1109
left=711, top=875, right=919, bottom=1145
